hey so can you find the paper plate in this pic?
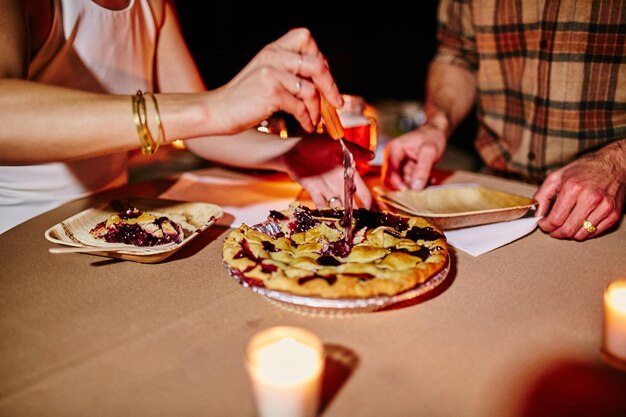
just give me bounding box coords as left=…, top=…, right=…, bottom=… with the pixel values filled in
left=45, top=197, right=223, bottom=263
left=377, top=184, right=536, bottom=230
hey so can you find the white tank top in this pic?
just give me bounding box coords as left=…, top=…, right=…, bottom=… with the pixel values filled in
left=0, top=0, right=157, bottom=234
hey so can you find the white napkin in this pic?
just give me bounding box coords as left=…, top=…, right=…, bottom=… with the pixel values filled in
left=159, top=169, right=302, bottom=227
left=444, top=216, right=541, bottom=256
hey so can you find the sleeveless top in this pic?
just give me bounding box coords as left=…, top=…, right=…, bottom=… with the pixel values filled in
left=0, top=0, right=157, bottom=234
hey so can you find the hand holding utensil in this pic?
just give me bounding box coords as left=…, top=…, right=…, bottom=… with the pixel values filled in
left=320, top=97, right=356, bottom=246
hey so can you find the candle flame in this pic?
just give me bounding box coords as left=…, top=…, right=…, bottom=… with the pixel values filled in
left=253, top=337, right=322, bottom=386
left=171, top=139, right=185, bottom=149
left=607, top=287, right=626, bottom=314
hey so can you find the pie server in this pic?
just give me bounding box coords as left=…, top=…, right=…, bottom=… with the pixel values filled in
left=320, top=97, right=355, bottom=243
left=319, top=96, right=355, bottom=174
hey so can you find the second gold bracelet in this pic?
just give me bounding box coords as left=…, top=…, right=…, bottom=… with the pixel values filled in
left=132, top=90, right=159, bottom=155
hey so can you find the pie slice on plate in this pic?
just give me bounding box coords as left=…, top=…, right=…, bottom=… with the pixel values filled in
left=46, top=197, right=223, bottom=263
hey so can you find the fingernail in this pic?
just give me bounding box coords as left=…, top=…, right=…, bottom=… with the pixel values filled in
left=411, top=179, right=424, bottom=190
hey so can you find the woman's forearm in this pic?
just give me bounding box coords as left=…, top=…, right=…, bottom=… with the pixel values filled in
left=184, top=130, right=300, bottom=171
left=0, top=79, right=209, bottom=164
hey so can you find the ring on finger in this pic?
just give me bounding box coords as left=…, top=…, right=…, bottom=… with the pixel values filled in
left=582, top=219, right=597, bottom=233
left=327, top=196, right=341, bottom=208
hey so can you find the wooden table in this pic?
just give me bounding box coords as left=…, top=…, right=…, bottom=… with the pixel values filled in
left=1, top=169, right=626, bottom=417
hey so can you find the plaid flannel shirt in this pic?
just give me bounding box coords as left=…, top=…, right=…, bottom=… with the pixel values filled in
left=435, top=0, right=626, bottom=181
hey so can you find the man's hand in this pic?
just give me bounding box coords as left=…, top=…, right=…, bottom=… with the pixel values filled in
left=534, top=140, right=626, bottom=240
left=381, top=123, right=447, bottom=191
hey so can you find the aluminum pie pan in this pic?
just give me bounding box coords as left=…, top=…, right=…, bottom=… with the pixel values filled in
left=226, top=254, right=450, bottom=316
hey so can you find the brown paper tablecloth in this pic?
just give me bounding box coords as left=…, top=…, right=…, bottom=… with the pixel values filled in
left=1, top=169, right=626, bottom=417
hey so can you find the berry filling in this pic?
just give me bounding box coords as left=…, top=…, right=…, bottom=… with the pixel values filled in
left=90, top=208, right=183, bottom=247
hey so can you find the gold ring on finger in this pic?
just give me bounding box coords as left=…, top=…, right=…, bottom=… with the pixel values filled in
left=582, top=219, right=597, bottom=233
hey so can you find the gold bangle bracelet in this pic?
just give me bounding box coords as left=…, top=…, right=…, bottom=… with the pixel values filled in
left=144, top=92, right=165, bottom=147
left=131, top=90, right=159, bottom=155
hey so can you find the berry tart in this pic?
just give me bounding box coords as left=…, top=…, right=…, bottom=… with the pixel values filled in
left=222, top=203, right=448, bottom=299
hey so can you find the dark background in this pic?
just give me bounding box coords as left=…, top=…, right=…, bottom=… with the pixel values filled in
left=174, top=2, right=479, bottom=167
left=175, top=3, right=439, bottom=103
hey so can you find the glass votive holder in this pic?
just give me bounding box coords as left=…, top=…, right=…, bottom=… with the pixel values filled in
left=315, top=94, right=379, bottom=175
left=246, top=326, right=325, bottom=417
left=601, top=279, right=626, bottom=371
left=337, top=95, right=378, bottom=175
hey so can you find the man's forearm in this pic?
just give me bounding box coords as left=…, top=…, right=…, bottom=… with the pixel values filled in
left=423, top=59, right=477, bottom=138
left=597, top=138, right=626, bottom=183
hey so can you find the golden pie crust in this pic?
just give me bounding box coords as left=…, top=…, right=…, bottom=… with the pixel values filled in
left=223, top=204, right=448, bottom=299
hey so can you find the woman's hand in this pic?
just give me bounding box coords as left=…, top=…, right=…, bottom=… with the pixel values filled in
left=209, top=28, right=344, bottom=135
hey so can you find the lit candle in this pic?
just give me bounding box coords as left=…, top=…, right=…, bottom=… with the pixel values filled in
left=602, top=279, right=626, bottom=370
left=246, top=326, right=325, bottom=417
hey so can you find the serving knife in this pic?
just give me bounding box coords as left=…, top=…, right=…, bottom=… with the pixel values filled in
left=320, top=97, right=355, bottom=245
